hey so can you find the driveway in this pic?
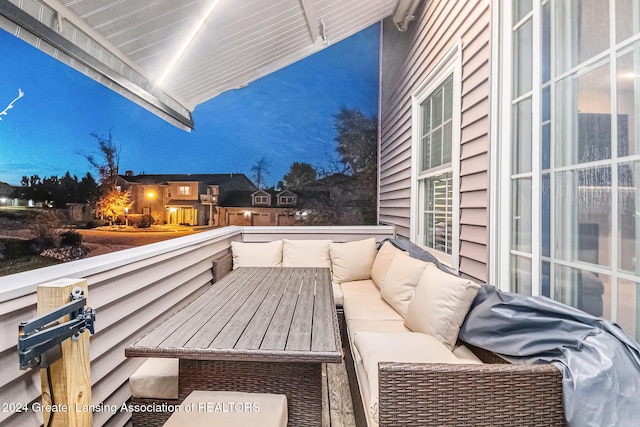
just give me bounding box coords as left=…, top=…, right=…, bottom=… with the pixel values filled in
left=78, top=227, right=206, bottom=257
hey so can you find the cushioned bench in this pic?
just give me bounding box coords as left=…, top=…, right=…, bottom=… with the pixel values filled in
left=163, top=390, right=287, bottom=427
left=230, top=237, right=565, bottom=427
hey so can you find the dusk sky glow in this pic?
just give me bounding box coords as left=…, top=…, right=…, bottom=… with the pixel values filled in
left=0, top=23, right=380, bottom=187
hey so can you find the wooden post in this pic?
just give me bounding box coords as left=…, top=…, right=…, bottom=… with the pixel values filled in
left=37, top=278, right=92, bottom=427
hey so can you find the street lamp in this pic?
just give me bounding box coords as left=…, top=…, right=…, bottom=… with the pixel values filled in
left=124, top=207, right=129, bottom=227
left=147, top=191, right=154, bottom=215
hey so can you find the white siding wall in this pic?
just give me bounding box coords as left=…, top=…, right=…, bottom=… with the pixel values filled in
left=379, top=0, right=491, bottom=282
left=0, top=225, right=396, bottom=426
left=0, top=227, right=242, bottom=426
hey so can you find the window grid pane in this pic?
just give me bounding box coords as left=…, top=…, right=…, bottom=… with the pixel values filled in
left=505, top=0, right=640, bottom=332
left=422, top=172, right=453, bottom=254
left=419, top=75, right=454, bottom=173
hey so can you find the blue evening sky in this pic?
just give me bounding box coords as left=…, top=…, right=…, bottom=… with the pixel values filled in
left=0, top=24, right=379, bottom=187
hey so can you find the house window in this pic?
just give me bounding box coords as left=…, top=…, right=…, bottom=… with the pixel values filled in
left=497, top=1, right=640, bottom=339
left=279, top=196, right=295, bottom=205
left=254, top=195, right=269, bottom=205
left=178, top=185, right=190, bottom=195
left=412, top=47, right=461, bottom=267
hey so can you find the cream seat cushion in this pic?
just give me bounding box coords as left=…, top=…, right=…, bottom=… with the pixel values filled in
left=354, top=332, right=479, bottom=423
left=347, top=319, right=410, bottom=364
left=404, top=263, right=481, bottom=350
left=370, top=241, right=407, bottom=289
left=332, top=282, right=343, bottom=306
left=129, top=358, right=178, bottom=400
left=343, top=294, right=402, bottom=322
left=336, top=278, right=378, bottom=308
left=340, top=279, right=379, bottom=298
left=231, top=240, right=283, bottom=269
left=163, top=390, right=287, bottom=427
left=282, top=239, right=332, bottom=268
left=379, top=255, right=429, bottom=317
left=330, top=238, right=377, bottom=283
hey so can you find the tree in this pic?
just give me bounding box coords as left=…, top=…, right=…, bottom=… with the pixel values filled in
left=251, top=156, right=271, bottom=189
left=78, top=173, right=99, bottom=204
left=316, top=108, right=379, bottom=225
left=97, top=189, right=133, bottom=224
left=81, top=130, right=121, bottom=192
left=283, top=162, right=317, bottom=189
left=80, top=131, right=124, bottom=222
left=334, top=108, right=377, bottom=175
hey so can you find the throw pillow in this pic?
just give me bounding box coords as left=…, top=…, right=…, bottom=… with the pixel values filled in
left=330, top=238, right=377, bottom=283
left=230, top=240, right=283, bottom=269
left=282, top=239, right=332, bottom=268
left=370, top=241, right=408, bottom=289
left=379, top=255, right=429, bottom=316
left=404, top=263, right=481, bottom=350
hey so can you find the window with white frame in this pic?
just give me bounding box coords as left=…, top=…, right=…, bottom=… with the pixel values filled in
left=254, top=195, right=269, bottom=205
left=412, top=47, right=461, bottom=266
left=497, top=0, right=640, bottom=340
left=178, top=185, right=190, bottom=196
left=279, top=196, right=295, bottom=205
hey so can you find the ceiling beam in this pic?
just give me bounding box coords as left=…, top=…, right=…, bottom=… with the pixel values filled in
left=0, top=0, right=194, bottom=130
left=298, top=0, right=323, bottom=43
left=40, top=0, right=151, bottom=82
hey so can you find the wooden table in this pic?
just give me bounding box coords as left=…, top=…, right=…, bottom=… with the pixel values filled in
left=126, top=267, right=342, bottom=426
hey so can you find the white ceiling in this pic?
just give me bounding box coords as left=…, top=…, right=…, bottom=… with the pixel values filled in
left=0, top=0, right=403, bottom=130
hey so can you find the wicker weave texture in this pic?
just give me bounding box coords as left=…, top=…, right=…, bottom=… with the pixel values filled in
left=180, top=359, right=322, bottom=426
left=130, top=397, right=179, bottom=427
left=377, top=362, right=565, bottom=427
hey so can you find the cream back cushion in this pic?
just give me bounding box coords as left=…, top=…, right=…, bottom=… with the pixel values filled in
left=330, top=238, right=377, bottom=283
left=379, top=255, right=429, bottom=316
left=370, top=241, right=408, bottom=289
left=404, top=263, right=481, bottom=350
left=282, top=239, right=332, bottom=268
left=231, top=240, right=283, bottom=269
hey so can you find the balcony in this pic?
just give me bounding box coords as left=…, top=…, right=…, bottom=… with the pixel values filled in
left=0, top=225, right=395, bottom=426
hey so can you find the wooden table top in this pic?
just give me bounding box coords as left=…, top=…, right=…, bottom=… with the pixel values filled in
left=125, top=267, right=342, bottom=363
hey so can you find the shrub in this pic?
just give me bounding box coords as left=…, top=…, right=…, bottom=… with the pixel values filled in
left=28, top=210, right=65, bottom=241
left=60, top=230, right=83, bottom=247
left=136, top=214, right=155, bottom=228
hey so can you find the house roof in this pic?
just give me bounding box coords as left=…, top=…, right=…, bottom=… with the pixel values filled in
left=118, top=173, right=258, bottom=198
left=0, top=0, right=404, bottom=130
left=221, top=188, right=329, bottom=208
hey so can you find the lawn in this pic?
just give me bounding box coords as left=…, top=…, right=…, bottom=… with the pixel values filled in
left=0, top=237, right=63, bottom=277
left=0, top=255, right=62, bottom=277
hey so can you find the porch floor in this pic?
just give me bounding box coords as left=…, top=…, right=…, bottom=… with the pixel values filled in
left=322, top=360, right=357, bottom=427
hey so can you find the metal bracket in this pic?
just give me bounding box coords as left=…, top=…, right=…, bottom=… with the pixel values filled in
left=18, top=287, right=96, bottom=369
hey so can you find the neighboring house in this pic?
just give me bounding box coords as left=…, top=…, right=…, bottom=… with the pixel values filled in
left=219, top=189, right=299, bottom=226
left=116, top=172, right=257, bottom=226
left=379, top=1, right=638, bottom=337
left=0, top=182, right=18, bottom=207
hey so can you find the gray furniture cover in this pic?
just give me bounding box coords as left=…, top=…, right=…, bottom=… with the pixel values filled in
left=459, top=285, right=640, bottom=427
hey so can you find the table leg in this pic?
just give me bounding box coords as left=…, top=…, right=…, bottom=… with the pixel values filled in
left=179, top=359, right=322, bottom=427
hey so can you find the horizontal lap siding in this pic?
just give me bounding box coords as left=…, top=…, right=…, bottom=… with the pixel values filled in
left=379, top=0, right=491, bottom=282
left=0, top=230, right=240, bottom=426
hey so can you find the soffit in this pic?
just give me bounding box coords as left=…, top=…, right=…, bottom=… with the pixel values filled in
left=0, top=0, right=399, bottom=130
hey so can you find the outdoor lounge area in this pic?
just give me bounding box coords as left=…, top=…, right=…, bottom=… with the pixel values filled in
left=4, top=225, right=638, bottom=426
left=3, top=0, right=640, bottom=426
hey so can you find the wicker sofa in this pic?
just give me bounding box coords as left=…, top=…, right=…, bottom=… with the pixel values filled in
left=231, top=238, right=566, bottom=427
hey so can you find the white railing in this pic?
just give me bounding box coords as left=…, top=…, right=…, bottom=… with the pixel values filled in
left=0, top=225, right=395, bottom=426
